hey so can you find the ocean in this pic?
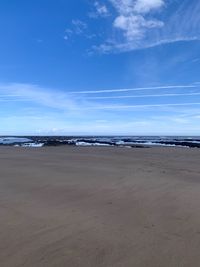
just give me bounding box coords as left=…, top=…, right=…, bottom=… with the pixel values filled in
left=1, top=136, right=200, bottom=148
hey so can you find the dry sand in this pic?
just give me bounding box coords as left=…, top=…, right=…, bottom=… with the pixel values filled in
left=1, top=146, right=200, bottom=267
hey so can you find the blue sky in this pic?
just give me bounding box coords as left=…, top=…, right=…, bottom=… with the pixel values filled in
left=1, top=0, right=200, bottom=135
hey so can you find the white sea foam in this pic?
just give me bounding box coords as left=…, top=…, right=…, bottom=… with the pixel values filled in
left=75, top=141, right=112, bottom=146
left=21, top=143, right=44, bottom=147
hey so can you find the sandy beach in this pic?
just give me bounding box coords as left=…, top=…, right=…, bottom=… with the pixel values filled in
left=1, top=146, right=200, bottom=267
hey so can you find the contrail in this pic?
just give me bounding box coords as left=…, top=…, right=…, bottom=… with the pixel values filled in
left=69, top=85, right=198, bottom=94
left=84, top=102, right=200, bottom=110
left=0, top=95, right=22, bottom=97
left=0, top=99, right=30, bottom=102
left=87, top=92, right=200, bottom=100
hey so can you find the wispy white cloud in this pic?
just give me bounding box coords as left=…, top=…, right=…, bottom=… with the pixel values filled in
left=89, top=1, right=110, bottom=18
left=134, top=0, right=164, bottom=14
left=113, top=14, right=164, bottom=41
left=64, top=19, right=88, bottom=40
left=95, top=36, right=199, bottom=53
left=1, top=82, right=200, bottom=114
left=94, top=0, right=200, bottom=53
left=64, top=29, right=73, bottom=40
left=0, top=83, right=79, bottom=112
left=71, top=20, right=87, bottom=34
left=111, top=0, right=164, bottom=41
left=1, top=83, right=200, bottom=135
left=109, top=0, right=164, bottom=14
left=93, top=0, right=165, bottom=52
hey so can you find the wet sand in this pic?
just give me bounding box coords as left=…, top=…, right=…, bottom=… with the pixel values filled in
left=1, top=146, right=200, bottom=267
